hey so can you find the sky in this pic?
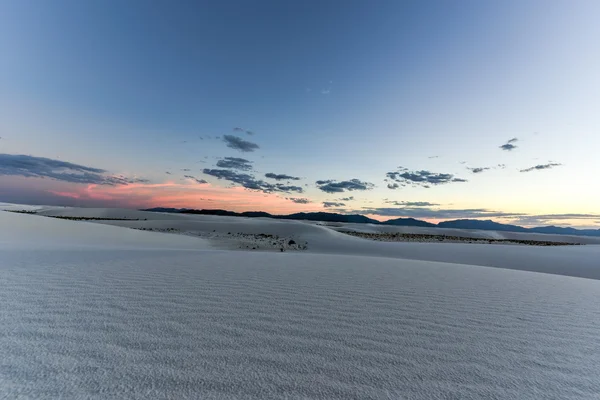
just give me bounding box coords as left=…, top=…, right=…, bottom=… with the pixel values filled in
left=1, top=0, right=599, bottom=228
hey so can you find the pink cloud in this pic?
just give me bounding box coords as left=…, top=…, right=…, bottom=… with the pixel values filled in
left=0, top=176, right=324, bottom=214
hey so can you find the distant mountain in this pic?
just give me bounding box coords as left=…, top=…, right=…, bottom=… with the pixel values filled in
left=529, top=226, right=600, bottom=237
left=143, top=207, right=183, bottom=213
left=182, top=209, right=243, bottom=217
left=281, top=212, right=380, bottom=224
left=141, top=208, right=600, bottom=238
left=241, top=211, right=273, bottom=218
left=437, top=219, right=529, bottom=232
left=383, top=217, right=436, bottom=227
left=144, top=208, right=379, bottom=224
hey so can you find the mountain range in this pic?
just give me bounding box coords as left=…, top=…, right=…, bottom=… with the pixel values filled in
left=142, top=208, right=600, bottom=238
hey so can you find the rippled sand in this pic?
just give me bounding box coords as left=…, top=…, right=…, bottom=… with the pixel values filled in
left=2, top=210, right=600, bottom=399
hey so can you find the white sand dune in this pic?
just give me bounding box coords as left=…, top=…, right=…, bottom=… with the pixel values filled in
left=2, top=209, right=600, bottom=399
left=33, top=207, right=600, bottom=280
left=0, top=210, right=209, bottom=251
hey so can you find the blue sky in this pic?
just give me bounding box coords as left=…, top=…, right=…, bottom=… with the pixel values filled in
left=1, top=0, right=599, bottom=227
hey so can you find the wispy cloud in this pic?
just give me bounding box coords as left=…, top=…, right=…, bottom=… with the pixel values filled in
left=0, top=154, right=148, bottom=186
left=216, top=157, right=253, bottom=171
left=467, top=167, right=491, bottom=174
left=183, top=175, right=208, bottom=184
left=222, top=135, right=260, bottom=152
left=288, top=197, right=311, bottom=204
left=316, top=179, right=375, bottom=193
left=265, top=173, right=301, bottom=181
left=519, top=162, right=562, bottom=173
left=323, top=201, right=345, bottom=208
left=233, top=127, right=255, bottom=136
left=385, top=200, right=440, bottom=207
left=359, top=206, right=526, bottom=219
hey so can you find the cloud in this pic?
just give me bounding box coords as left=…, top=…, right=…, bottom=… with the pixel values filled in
left=500, top=138, right=518, bottom=151
left=323, top=201, right=346, bottom=208
left=428, top=155, right=439, bottom=159
left=203, top=168, right=303, bottom=194
left=386, top=169, right=467, bottom=188
left=339, top=196, right=354, bottom=201
left=387, top=183, right=400, bottom=190
left=385, top=201, right=440, bottom=207
left=183, top=175, right=208, bottom=184
left=500, top=143, right=517, bottom=151
left=222, top=135, right=260, bottom=152
left=181, top=168, right=191, bottom=172
left=216, top=157, right=253, bottom=171
left=288, top=197, right=311, bottom=204
left=233, top=127, right=255, bottom=136
left=519, top=162, right=562, bottom=173
left=165, top=171, right=172, bottom=175
left=0, top=154, right=148, bottom=186
left=321, top=89, right=331, bottom=95
left=359, top=207, right=526, bottom=219
left=265, top=173, right=301, bottom=181
left=315, top=179, right=375, bottom=193
left=467, top=167, right=491, bottom=174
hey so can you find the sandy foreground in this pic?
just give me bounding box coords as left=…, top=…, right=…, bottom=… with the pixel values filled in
left=1, top=205, right=600, bottom=399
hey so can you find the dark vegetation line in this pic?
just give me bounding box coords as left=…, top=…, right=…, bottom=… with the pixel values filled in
left=6, top=210, right=143, bottom=221
left=339, top=231, right=581, bottom=246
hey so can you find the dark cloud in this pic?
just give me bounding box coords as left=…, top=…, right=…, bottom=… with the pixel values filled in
left=203, top=168, right=303, bottom=194
left=385, top=201, right=440, bottom=207
left=500, top=138, right=518, bottom=151
left=165, top=171, right=172, bottom=175
left=387, top=183, right=400, bottom=190
left=497, top=164, right=506, bottom=169
left=316, top=179, right=375, bottom=193
left=222, top=135, right=259, bottom=152
left=274, top=184, right=304, bottom=193
left=323, top=201, right=346, bottom=208
left=386, top=169, right=467, bottom=187
left=467, top=167, right=490, bottom=174
left=265, top=172, right=301, bottom=181
left=0, top=154, right=148, bottom=186
left=183, top=175, right=208, bottom=184
left=500, top=143, right=517, bottom=151
left=520, top=162, right=562, bottom=173
left=288, top=197, right=311, bottom=204
left=339, top=196, right=354, bottom=201
left=216, top=157, right=253, bottom=171
left=233, top=127, right=255, bottom=136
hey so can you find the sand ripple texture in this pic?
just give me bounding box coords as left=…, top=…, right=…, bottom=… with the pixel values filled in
left=2, top=248, right=600, bottom=400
